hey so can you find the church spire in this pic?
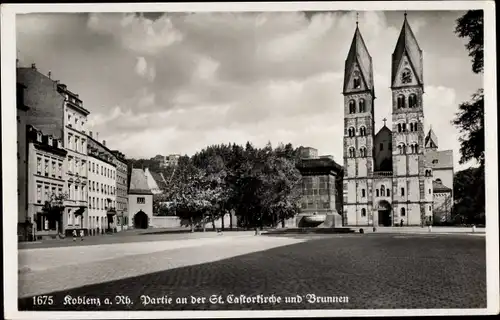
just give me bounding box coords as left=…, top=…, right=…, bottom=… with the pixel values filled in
left=343, top=17, right=374, bottom=94
left=391, top=12, right=423, bottom=87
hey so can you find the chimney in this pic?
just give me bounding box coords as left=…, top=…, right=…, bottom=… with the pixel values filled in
left=48, top=71, right=51, bottom=79
left=31, top=63, right=36, bottom=70
left=89, top=131, right=93, bottom=138
left=103, top=140, right=106, bottom=146
left=96, top=132, right=99, bottom=141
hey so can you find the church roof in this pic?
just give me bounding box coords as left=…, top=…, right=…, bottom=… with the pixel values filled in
left=129, top=168, right=153, bottom=195
left=375, top=125, right=392, bottom=137
left=425, top=128, right=438, bottom=148
left=392, top=15, right=423, bottom=86
left=425, top=150, right=453, bottom=170
left=433, top=180, right=452, bottom=193
left=343, top=25, right=373, bottom=93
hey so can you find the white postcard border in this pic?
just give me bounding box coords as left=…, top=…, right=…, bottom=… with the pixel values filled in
left=2, top=1, right=498, bottom=319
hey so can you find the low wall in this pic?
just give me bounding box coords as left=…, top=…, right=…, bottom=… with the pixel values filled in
left=150, top=214, right=237, bottom=229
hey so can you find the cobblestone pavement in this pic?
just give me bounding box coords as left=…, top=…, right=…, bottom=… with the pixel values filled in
left=18, top=233, right=486, bottom=311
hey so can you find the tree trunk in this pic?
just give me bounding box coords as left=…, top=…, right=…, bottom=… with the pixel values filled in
left=203, top=214, right=206, bottom=232
left=229, top=211, right=233, bottom=230
left=221, top=212, right=225, bottom=231
left=211, top=214, right=216, bottom=230
left=190, top=217, right=194, bottom=233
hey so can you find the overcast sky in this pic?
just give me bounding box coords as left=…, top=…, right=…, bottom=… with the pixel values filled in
left=16, top=10, right=483, bottom=170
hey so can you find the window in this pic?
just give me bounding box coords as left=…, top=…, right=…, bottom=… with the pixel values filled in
left=359, top=126, right=366, bottom=136
left=96, top=164, right=99, bottom=174
left=361, top=189, right=366, bottom=197
left=348, top=127, right=355, bottom=137
left=435, top=178, right=442, bottom=183
left=45, top=186, right=50, bottom=200
left=37, top=157, right=42, bottom=174
left=361, top=208, right=366, bottom=217
left=402, top=123, right=407, bottom=132
left=68, top=134, right=73, bottom=149
left=380, top=143, right=384, bottom=151
left=409, top=94, right=417, bottom=108
left=376, top=189, right=379, bottom=197
left=401, top=187, right=405, bottom=196
left=58, top=162, right=62, bottom=178
left=349, top=100, right=356, bottom=114
left=432, top=159, right=438, bottom=164
left=359, top=99, right=366, bottom=113
left=51, top=161, right=56, bottom=177
left=429, top=206, right=432, bottom=211
left=44, top=159, right=49, bottom=176
left=387, top=189, right=390, bottom=197
left=97, top=198, right=100, bottom=209
left=410, top=144, right=415, bottom=154
left=75, top=137, right=80, bottom=152
left=89, top=196, right=92, bottom=208
left=74, top=185, right=79, bottom=201
left=429, top=189, right=431, bottom=194
left=36, top=185, right=42, bottom=203
left=397, top=95, right=405, bottom=109
left=359, top=147, right=367, bottom=157
left=68, top=114, right=71, bottom=124
left=137, top=197, right=145, bottom=204
left=58, top=187, right=63, bottom=195
left=397, top=123, right=402, bottom=133
left=381, top=185, right=385, bottom=197
left=348, top=147, right=355, bottom=158
left=75, top=159, right=79, bottom=174
left=92, top=162, right=95, bottom=173
left=353, top=71, right=361, bottom=89
left=401, top=207, right=406, bottom=217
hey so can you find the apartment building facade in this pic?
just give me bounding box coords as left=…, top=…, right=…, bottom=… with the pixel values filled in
left=87, top=133, right=118, bottom=233
left=111, top=150, right=129, bottom=231
left=26, top=125, right=67, bottom=239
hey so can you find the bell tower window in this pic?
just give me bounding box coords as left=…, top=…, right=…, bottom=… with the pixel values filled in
left=409, top=94, right=417, bottom=108
left=359, top=99, right=366, bottom=112
left=349, top=100, right=356, bottom=114
left=397, top=95, right=405, bottom=109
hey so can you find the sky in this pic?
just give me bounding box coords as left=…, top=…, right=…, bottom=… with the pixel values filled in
left=16, top=10, right=483, bottom=170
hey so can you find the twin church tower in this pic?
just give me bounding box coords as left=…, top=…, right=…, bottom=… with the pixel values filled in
left=342, top=14, right=453, bottom=227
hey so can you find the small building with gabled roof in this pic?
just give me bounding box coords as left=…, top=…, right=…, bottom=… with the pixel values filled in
left=128, top=168, right=153, bottom=229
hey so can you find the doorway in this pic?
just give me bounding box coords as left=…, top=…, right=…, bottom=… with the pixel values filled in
left=378, top=210, right=392, bottom=226
left=377, top=200, right=392, bottom=226
left=134, top=210, right=148, bottom=229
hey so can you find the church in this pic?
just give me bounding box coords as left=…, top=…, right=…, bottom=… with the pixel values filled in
left=342, top=14, right=454, bottom=227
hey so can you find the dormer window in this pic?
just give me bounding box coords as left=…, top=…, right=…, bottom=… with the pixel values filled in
left=57, top=140, right=62, bottom=148
left=36, top=132, right=42, bottom=142
left=432, top=159, right=438, bottom=164
left=48, top=137, right=53, bottom=146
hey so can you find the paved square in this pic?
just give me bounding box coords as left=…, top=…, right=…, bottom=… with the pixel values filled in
left=18, top=233, right=486, bottom=310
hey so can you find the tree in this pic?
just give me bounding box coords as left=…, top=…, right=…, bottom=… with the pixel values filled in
left=451, top=10, right=485, bottom=226
left=455, top=10, right=484, bottom=74
left=41, top=192, right=69, bottom=234
left=452, top=89, right=484, bottom=166
left=453, top=166, right=485, bottom=225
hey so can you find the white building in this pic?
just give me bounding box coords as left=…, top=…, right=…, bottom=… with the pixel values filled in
left=128, top=169, right=153, bottom=229
left=58, top=84, right=90, bottom=235
left=87, top=146, right=117, bottom=235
